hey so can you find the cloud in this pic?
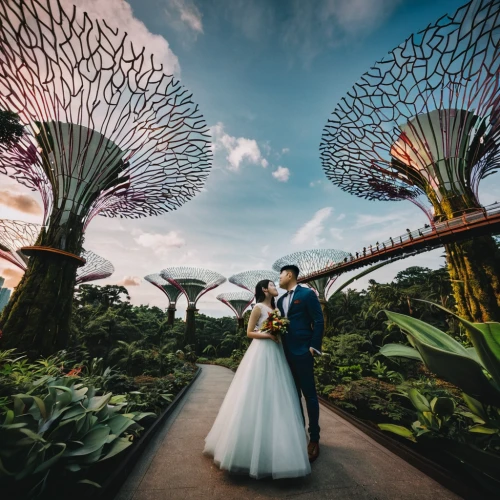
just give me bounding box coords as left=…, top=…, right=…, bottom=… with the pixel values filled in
left=220, top=0, right=275, bottom=41
left=134, top=231, right=186, bottom=256
left=292, top=207, right=333, bottom=246
left=336, top=213, right=346, bottom=221
left=355, top=212, right=406, bottom=228
left=211, top=122, right=268, bottom=172
left=329, top=227, right=344, bottom=240
left=0, top=190, right=42, bottom=215
left=272, top=166, right=290, bottom=182
left=282, top=148, right=290, bottom=154
left=310, top=180, right=322, bottom=187
left=117, top=276, right=142, bottom=287
left=0, top=266, right=23, bottom=288
left=283, top=0, right=402, bottom=66
left=164, top=0, right=204, bottom=43
left=71, top=0, right=180, bottom=75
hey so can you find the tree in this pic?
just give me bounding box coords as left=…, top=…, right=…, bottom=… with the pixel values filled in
left=0, top=109, right=23, bottom=146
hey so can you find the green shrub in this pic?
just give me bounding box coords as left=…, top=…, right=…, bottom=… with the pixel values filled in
left=0, top=376, right=153, bottom=497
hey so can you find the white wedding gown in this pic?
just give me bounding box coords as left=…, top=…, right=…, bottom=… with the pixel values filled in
left=203, top=303, right=311, bottom=479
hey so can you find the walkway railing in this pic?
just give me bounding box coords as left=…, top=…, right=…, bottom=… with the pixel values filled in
left=299, top=202, right=500, bottom=283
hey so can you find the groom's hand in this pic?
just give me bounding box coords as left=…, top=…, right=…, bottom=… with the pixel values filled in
left=309, top=347, right=316, bottom=357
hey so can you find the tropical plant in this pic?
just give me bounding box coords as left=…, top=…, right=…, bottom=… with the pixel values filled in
left=380, top=301, right=500, bottom=407
left=0, top=376, right=153, bottom=496
left=378, top=388, right=458, bottom=442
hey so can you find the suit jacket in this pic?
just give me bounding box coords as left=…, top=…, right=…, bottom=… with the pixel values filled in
left=277, top=285, right=324, bottom=356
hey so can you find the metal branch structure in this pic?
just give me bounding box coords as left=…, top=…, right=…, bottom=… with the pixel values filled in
left=320, top=0, right=500, bottom=322
left=76, top=251, right=114, bottom=285
left=0, top=219, right=113, bottom=284
left=0, top=0, right=212, bottom=356
left=160, top=267, right=226, bottom=347
left=217, top=291, right=254, bottom=330
left=272, top=249, right=351, bottom=323
left=229, top=270, right=280, bottom=294
left=144, top=273, right=185, bottom=325
left=0, top=219, right=39, bottom=269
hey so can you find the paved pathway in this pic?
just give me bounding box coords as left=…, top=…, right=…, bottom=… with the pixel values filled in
left=116, top=364, right=462, bottom=500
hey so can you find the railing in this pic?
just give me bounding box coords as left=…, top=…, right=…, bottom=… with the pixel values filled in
left=299, top=202, right=500, bottom=283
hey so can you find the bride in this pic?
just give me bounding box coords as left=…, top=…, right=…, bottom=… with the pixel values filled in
left=203, top=279, right=311, bottom=479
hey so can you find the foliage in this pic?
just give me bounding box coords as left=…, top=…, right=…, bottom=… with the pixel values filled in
left=0, top=109, right=24, bottom=145
left=0, top=376, right=153, bottom=497
left=380, top=303, right=500, bottom=406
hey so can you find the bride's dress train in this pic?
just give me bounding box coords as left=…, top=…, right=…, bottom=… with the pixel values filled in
left=203, top=304, right=311, bottom=479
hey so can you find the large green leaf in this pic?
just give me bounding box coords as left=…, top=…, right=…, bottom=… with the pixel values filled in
left=415, top=300, right=500, bottom=388
left=378, top=424, right=416, bottom=442
left=64, top=426, right=110, bottom=457
left=99, top=437, right=132, bottom=461
left=408, top=389, right=430, bottom=412
left=379, top=343, right=423, bottom=362
left=384, top=311, right=470, bottom=356
left=86, top=393, right=112, bottom=412
left=411, top=336, right=500, bottom=406
left=107, top=414, right=135, bottom=437
left=33, top=443, right=66, bottom=474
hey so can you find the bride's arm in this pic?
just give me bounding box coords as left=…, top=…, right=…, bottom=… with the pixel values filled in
left=247, top=305, right=277, bottom=341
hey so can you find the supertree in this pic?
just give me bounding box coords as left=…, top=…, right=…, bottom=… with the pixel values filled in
left=160, top=267, right=226, bottom=347
left=0, top=219, right=114, bottom=284
left=0, top=0, right=211, bottom=355
left=229, top=270, right=280, bottom=294
left=320, top=0, right=500, bottom=322
left=75, top=251, right=114, bottom=285
left=216, top=291, right=254, bottom=330
left=272, top=249, right=350, bottom=324
left=144, top=273, right=184, bottom=326
left=0, top=219, right=39, bottom=270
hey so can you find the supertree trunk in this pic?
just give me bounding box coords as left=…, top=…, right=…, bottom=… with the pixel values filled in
left=445, top=236, right=500, bottom=322
left=0, top=211, right=84, bottom=358
left=237, top=317, right=245, bottom=330
left=319, top=298, right=329, bottom=329
left=184, top=307, right=197, bottom=348
left=167, top=305, right=176, bottom=326
left=437, top=196, right=500, bottom=322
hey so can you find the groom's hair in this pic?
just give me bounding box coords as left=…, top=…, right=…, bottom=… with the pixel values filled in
left=280, top=265, right=300, bottom=279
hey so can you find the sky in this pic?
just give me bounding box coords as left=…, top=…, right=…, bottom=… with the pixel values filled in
left=1, top=0, right=499, bottom=318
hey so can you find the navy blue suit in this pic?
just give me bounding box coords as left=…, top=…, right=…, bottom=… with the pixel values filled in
left=278, top=285, right=323, bottom=442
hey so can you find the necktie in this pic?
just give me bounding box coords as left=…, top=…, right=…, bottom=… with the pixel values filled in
left=285, top=289, right=294, bottom=317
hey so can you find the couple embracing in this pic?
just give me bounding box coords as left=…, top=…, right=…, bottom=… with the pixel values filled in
left=204, top=264, right=324, bottom=479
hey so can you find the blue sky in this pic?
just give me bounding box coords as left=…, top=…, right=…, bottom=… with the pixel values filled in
left=2, top=0, right=498, bottom=317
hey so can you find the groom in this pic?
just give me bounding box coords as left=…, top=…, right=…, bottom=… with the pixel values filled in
left=278, top=264, right=323, bottom=463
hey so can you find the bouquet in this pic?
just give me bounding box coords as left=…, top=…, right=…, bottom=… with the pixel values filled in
left=260, top=310, right=289, bottom=338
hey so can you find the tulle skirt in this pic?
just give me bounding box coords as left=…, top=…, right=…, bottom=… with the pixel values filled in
left=203, top=338, right=311, bottom=479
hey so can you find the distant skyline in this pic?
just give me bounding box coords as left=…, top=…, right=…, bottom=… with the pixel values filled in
left=1, top=0, right=498, bottom=318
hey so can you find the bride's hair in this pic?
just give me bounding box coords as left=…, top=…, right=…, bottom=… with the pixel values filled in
left=255, top=279, right=276, bottom=309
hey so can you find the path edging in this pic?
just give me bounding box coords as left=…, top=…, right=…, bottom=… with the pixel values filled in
left=318, top=396, right=487, bottom=500
left=99, top=366, right=202, bottom=500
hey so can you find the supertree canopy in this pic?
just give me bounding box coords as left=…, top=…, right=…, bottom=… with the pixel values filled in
left=144, top=273, right=185, bottom=326
left=320, top=0, right=500, bottom=322
left=0, top=0, right=211, bottom=355
left=161, top=267, right=226, bottom=347
left=76, top=251, right=114, bottom=285
left=216, top=291, right=254, bottom=330
left=0, top=219, right=39, bottom=270
left=0, top=219, right=114, bottom=284
left=272, top=249, right=350, bottom=323
left=229, top=270, right=280, bottom=294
